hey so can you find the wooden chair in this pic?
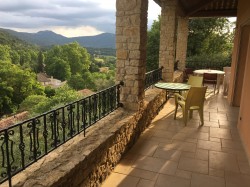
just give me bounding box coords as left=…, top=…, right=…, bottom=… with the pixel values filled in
left=174, top=86, right=207, bottom=126
left=183, top=68, right=194, bottom=82
left=203, top=73, right=217, bottom=93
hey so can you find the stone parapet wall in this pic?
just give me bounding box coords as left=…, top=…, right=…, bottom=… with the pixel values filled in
left=4, top=88, right=166, bottom=187
left=173, top=70, right=184, bottom=82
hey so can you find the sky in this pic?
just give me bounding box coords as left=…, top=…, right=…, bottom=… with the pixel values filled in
left=0, top=0, right=161, bottom=37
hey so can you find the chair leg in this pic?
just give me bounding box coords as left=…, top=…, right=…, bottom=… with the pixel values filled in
left=198, top=108, right=204, bottom=125
left=189, top=110, right=193, bottom=119
left=183, top=108, right=188, bottom=126
left=174, top=103, right=178, bottom=120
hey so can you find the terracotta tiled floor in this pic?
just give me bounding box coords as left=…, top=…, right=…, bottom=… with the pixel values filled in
left=102, top=88, right=250, bottom=187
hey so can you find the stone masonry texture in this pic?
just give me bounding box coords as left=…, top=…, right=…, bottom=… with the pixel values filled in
left=116, top=0, right=148, bottom=110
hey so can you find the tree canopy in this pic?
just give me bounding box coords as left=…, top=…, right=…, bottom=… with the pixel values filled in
left=187, top=18, right=234, bottom=57
left=146, top=17, right=235, bottom=70
left=0, top=34, right=116, bottom=118
left=0, top=61, right=44, bottom=117
left=45, top=42, right=91, bottom=80
left=146, top=16, right=161, bottom=71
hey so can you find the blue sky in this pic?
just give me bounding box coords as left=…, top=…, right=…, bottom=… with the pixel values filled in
left=0, top=0, right=161, bottom=37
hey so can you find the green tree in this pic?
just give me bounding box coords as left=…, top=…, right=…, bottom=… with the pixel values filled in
left=19, top=49, right=31, bottom=66
left=0, top=61, right=44, bottom=116
left=51, top=85, right=81, bottom=105
left=44, top=86, right=56, bottom=97
left=10, top=50, right=20, bottom=65
left=0, top=80, right=14, bottom=116
left=20, top=85, right=80, bottom=116
left=45, top=42, right=91, bottom=80
left=37, top=50, right=44, bottom=72
left=187, top=18, right=234, bottom=57
left=0, top=44, right=11, bottom=62
left=19, top=95, right=48, bottom=112
left=62, top=42, right=91, bottom=75
left=67, top=73, right=86, bottom=90
left=91, top=72, right=115, bottom=91
left=81, top=71, right=96, bottom=90
left=45, top=57, right=71, bottom=81
left=146, top=16, right=161, bottom=71
left=146, top=17, right=234, bottom=70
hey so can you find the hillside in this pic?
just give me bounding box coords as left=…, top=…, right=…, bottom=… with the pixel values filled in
left=0, top=28, right=116, bottom=49
left=72, top=33, right=115, bottom=48
left=0, top=29, right=36, bottom=49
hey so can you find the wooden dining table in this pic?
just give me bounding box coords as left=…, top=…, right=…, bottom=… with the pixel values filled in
left=193, top=69, right=225, bottom=93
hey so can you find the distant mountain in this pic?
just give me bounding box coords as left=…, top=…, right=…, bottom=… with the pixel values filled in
left=72, top=33, right=115, bottom=48
left=0, top=29, right=35, bottom=49
left=0, top=28, right=115, bottom=49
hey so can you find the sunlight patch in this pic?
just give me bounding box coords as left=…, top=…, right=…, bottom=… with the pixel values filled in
left=53, top=26, right=104, bottom=37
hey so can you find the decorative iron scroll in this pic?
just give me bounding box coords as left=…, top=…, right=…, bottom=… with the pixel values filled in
left=144, top=67, right=163, bottom=90
left=0, top=81, right=124, bottom=186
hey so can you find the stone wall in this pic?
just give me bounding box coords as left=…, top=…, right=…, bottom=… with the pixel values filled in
left=4, top=88, right=166, bottom=187
left=173, top=70, right=184, bottom=83
left=159, top=0, right=178, bottom=82
left=176, top=17, right=189, bottom=71
left=116, top=0, right=148, bottom=110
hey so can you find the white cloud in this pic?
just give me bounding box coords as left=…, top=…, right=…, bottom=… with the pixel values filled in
left=0, top=0, right=161, bottom=36
left=148, top=0, right=161, bottom=29
left=53, top=26, right=103, bottom=37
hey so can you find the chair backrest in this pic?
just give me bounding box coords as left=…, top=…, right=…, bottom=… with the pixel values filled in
left=187, top=75, right=203, bottom=87
left=185, top=86, right=207, bottom=109
left=183, top=68, right=194, bottom=82
left=203, top=73, right=217, bottom=83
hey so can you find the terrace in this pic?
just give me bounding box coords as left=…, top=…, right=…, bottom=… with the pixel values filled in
left=103, top=89, right=250, bottom=187
left=2, top=0, right=250, bottom=186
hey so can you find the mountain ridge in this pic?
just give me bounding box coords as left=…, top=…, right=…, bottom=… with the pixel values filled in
left=0, top=28, right=116, bottom=49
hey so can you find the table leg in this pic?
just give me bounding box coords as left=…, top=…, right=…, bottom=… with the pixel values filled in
left=216, top=74, right=223, bottom=94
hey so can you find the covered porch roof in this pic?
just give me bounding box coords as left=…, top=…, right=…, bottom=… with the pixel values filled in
left=154, top=0, right=238, bottom=17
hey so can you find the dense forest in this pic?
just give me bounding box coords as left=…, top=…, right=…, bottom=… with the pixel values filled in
left=0, top=30, right=116, bottom=118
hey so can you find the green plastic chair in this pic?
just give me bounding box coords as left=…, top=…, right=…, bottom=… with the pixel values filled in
left=182, top=75, right=203, bottom=98
left=174, top=86, right=207, bottom=126
left=187, top=75, right=203, bottom=87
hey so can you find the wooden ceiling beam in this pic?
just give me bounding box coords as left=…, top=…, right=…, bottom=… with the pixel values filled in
left=189, top=9, right=237, bottom=17
left=186, top=0, right=216, bottom=16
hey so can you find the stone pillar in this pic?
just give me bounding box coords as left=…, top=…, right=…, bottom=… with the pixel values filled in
left=116, top=0, right=148, bottom=110
left=176, top=17, right=189, bottom=71
left=159, top=0, right=178, bottom=82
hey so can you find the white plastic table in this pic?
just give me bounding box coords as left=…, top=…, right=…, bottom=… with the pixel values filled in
left=193, top=69, right=225, bottom=93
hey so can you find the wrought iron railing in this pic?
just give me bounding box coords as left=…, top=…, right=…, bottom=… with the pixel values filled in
left=144, top=66, right=163, bottom=90
left=0, top=82, right=123, bottom=186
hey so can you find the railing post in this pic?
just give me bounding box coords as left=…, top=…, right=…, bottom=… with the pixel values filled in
left=4, top=130, right=12, bottom=187
left=117, top=81, right=124, bottom=107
